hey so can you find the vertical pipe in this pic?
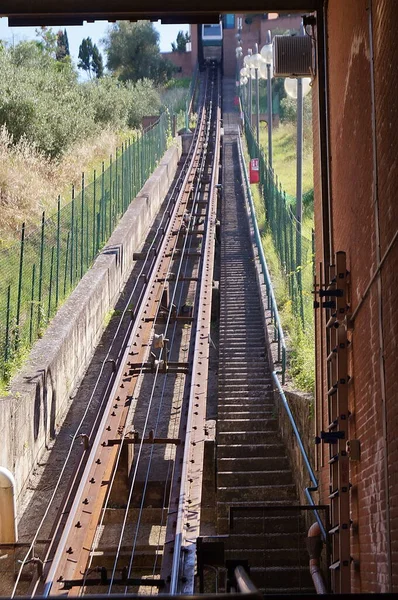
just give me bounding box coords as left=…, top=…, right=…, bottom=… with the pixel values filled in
left=248, top=75, right=252, bottom=130
left=56, top=196, right=61, bottom=307
left=81, top=173, right=85, bottom=278
left=15, top=223, right=25, bottom=348
left=29, top=264, right=36, bottom=344
left=37, top=213, right=45, bottom=332
left=47, top=246, right=54, bottom=319
left=296, top=77, right=305, bottom=326
left=255, top=67, right=260, bottom=147
left=267, top=62, right=273, bottom=168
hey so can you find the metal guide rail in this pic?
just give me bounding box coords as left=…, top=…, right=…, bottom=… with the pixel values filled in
left=11, top=66, right=221, bottom=598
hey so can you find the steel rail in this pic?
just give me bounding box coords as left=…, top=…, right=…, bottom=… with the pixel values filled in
left=16, top=106, right=203, bottom=600
left=167, top=67, right=221, bottom=594
left=40, top=71, right=214, bottom=597
left=117, top=71, right=218, bottom=590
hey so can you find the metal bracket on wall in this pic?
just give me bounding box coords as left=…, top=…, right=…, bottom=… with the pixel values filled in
left=314, top=251, right=351, bottom=594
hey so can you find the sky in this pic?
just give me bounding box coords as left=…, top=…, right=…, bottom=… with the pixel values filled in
left=0, top=18, right=190, bottom=66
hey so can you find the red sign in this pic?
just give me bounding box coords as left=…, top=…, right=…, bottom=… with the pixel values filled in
left=249, top=158, right=260, bottom=184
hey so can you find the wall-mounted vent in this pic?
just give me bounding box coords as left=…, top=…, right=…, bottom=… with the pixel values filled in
left=273, top=35, right=312, bottom=77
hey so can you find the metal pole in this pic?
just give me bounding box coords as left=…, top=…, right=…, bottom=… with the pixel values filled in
left=81, top=173, right=84, bottom=278
left=248, top=74, right=252, bottom=129
left=255, top=67, right=260, bottom=147
left=267, top=62, right=273, bottom=168
left=38, top=213, right=45, bottom=331
left=16, top=223, right=25, bottom=348
left=296, top=77, right=305, bottom=326
left=56, top=196, right=60, bottom=307
left=29, top=264, right=36, bottom=344
left=93, top=169, right=96, bottom=259
left=47, top=246, right=54, bottom=319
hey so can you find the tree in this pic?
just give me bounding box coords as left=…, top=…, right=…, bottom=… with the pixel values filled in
left=171, top=31, right=190, bottom=53
left=78, top=37, right=93, bottom=75
left=35, top=26, right=57, bottom=56
left=56, top=29, right=70, bottom=61
left=103, top=21, right=176, bottom=84
left=91, top=44, right=104, bottom=78
left=78, top=38, right=104, bottom=78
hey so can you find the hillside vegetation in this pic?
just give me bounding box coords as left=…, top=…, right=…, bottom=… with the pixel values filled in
left=0, top=35, right=187, bottom=245
left=255, top=115, right=315, bottom=394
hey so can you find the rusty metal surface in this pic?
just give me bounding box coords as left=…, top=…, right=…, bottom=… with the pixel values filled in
left=34, top=67, right=220, bottom=597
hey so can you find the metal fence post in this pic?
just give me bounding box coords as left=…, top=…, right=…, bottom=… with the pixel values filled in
left=48, top=246, right=55, bottom=319
left=4, top=285, right=11, bottom=368
left=70, top=186, right=75, bottom=287
left=29, top=264, right=36, bottom=344
left=101, top=162, right=105, bottom=244
left=93, top=169, right=97, bottom=259
left=15, top=223, right=26, bottom=349
left=63, top=231, right=70, bottom=295
left=56, top=196, right=61, bottom=307
left=38, top=212, right=45, bottom=332
left=81, top=173, right=85, bottom=278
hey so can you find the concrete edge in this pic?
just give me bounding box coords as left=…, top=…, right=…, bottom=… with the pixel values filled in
left=0, top=140, right=182, bottom=506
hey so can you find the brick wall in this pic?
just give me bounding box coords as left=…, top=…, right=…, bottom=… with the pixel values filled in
left=162, top=51, right=193, bottom=77
left=313, top=0, right=398, bottom=592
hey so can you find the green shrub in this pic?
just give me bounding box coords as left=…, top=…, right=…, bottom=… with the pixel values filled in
left=0, top=44, right=161, bottom=158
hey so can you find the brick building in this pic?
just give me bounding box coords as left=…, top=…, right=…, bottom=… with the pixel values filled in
left=312, top=0, right=398, bottom=592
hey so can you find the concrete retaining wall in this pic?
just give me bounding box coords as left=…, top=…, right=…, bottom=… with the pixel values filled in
left=0, top=141, right=182, bottom=507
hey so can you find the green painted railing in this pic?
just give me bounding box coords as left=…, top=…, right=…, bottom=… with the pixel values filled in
left=0, top=113, right=169, bottom=381
left=243, top=109, right=314, bottom=327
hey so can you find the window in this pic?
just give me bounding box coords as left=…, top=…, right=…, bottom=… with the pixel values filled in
left=203, top=24, right=221, bottom=37
left=224, top=14, right=235, bottom=29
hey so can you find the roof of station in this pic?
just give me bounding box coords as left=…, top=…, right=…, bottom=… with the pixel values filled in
left=2, top=1, right=321, bottom=26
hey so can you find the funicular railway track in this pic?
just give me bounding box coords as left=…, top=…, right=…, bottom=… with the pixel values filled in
left=11, top=66, right=221, bottom=598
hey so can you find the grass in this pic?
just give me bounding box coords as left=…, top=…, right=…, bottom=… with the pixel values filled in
left=244, top=124, right=315, bottom=395
left=259, top=121, right=314, bottom=198
left=0, top=126, right=135, bottom=247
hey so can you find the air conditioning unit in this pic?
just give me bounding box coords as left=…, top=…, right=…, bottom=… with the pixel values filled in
left=273, top=35, right=312, bottom=77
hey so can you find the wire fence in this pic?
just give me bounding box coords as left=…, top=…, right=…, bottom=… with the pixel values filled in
left=244, top=111, right=314, bottom=327
left=0, top=112, right=169, bottom=381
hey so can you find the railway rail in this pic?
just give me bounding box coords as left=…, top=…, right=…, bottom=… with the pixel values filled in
left=10, top=65, right=221, bottom=598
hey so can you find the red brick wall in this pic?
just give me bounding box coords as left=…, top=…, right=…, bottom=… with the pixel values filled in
left=162, top=51, right=193, bottom=78
left=313, top=0, right=398, bottom=592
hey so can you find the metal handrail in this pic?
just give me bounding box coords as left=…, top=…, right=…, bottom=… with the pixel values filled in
left=238, top=134, right=326, bottom=541
left=238, top=135, right=286, bottom=383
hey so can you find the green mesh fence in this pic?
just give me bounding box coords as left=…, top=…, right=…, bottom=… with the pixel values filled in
left=0, top=113, right=168, bottom=380
left=244, top=111, right=314, bottom=328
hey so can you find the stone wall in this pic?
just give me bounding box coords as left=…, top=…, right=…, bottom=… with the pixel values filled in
left=0, top=141, right=182, bottom=508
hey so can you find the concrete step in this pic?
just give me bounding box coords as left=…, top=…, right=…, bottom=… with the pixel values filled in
left=217, top=419, right=277, bottom=433
left=218, top=470, right=293, bottom=487
left=218, top=513, right=302, bottom=534
left=224, top=531, right=304, bottom=550
left=242, top=567, right=313, bottom=590
left=217, top=484, right=297, bottom=503
left=224, top=547, right=309, bottom=567
left=217, top=444, right=287, bottom=459
left=218, top=456, right=290, bottom=472
left=217, top=410, right=275, bottom=420
left=217, top=431, right=281, bottom=445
